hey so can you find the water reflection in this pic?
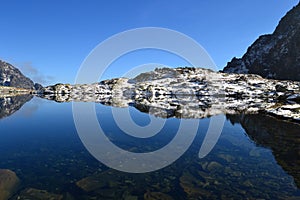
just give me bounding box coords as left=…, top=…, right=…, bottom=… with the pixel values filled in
left=227, top=113, right=300, bottom=188
left=40, top=93, right=269, bottom=119
left=0, top=94, right=33, bottom=119
left=0, top=95, right=299, bottom=199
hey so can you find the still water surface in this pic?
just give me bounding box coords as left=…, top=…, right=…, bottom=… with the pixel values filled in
left=0, top=96, right=299, bottom=199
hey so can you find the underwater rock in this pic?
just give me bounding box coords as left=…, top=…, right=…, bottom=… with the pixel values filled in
left=206, top=162, right=223, bottom=172
left=76, top=169, right=138, bottom=198
left=76, top=169, right=180, bottom=199
left=76, top=176, right=108, bottom=192
left=0, top=169, right=20, bottom=200
left=179, top=171, right=212, bottom=199
left=217, top=154, right=235, bottom=163
left=122, top=191, right=138, bottom=200
left=144, top=191, right=173, bottom=200
left=249, top=148, right=261, bottom=157
left=14, top=188, right=63, bottom=200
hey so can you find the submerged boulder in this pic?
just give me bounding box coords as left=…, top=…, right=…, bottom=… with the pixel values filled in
left=0, top=169, right=20, bottom=200
left=14, top=188, right=63, bottom=200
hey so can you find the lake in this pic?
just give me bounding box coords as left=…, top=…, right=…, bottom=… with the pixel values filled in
left=0, top=95, right=299, bottom=199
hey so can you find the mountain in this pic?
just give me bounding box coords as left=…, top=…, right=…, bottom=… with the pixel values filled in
left=223, top=3, right=300, bottom=81
left=0, top=60, right=35, bottom=89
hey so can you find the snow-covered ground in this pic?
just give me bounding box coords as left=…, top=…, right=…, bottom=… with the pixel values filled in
left=41, top=67, right=300, bottom=121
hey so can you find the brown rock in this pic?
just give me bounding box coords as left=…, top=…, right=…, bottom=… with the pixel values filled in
left=206, top=161, right=223, bottom=172
left=144, top=191, right=173, bottom=200
left=76, top=176, right=107, bottom=192
left=0, top=169, right=20, bottom=200
left=16, top=188, right=63, bottom=200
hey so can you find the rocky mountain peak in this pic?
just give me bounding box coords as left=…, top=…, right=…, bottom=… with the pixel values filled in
left=223, top=3, right=300, bottom=81
left=0, top=60, right=35, bottom=89
left=274, top=3, right=300, bottom=35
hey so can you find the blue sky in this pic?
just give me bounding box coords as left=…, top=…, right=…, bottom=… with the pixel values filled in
left=0, top=0, right=298, bottom=85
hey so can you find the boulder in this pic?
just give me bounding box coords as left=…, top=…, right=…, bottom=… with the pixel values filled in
left=0, top=169, right=20, bottom=200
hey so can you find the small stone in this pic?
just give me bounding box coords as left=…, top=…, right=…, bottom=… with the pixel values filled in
left=243, top=180, right=253, bottom=188
left=206, top=162, right=223, bottom=172
left=144, top=191, right=173, bottom=200
left=76, top=176, right=107, bottom=192
left=275, top=84, right=288, bottom=92
left=218, top=154, right=235, bottom=162
left=17, top=188, right=63, bottom=200
left=249, top=149, right=261, bottom=157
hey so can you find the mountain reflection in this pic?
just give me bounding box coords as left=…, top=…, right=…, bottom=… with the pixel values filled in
left=0, top=94, right=33, bottom=119
left=0, top=94, right=299, bottom=189
left=227, top=113, right=300, bottom=188
left=40, top=93, right=268, bottom=119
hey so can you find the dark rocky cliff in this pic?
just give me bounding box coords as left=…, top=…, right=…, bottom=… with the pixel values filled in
left=223, top=3, right=300, bottom=81
left=0, top=60, right=35, bottom=89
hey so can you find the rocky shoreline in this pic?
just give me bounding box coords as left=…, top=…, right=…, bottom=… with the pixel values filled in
left=1, top=67, right=299, bottom=121
left=39, top=67, right=300, bottom=121
left=0, top=86, right=33, bottom=98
